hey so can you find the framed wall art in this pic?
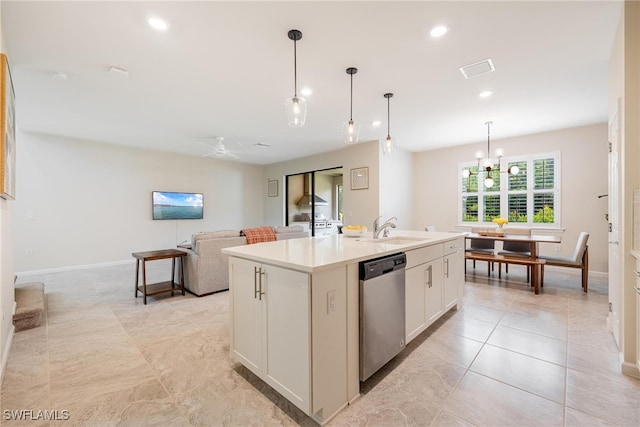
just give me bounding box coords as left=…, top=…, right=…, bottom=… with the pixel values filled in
left=0, top=53, right=16, bottom=200
left=350, top=167, right=369, bottom=190
left=268, top=179, right=278, bottom=197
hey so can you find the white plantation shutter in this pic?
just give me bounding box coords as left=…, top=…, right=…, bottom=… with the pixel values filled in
left=459, top=153, right=559, bottom=226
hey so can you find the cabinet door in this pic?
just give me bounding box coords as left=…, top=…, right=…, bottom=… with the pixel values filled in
left=405, top=265, right=427, bottom=343
left=443, top=250, right=464, bottom=311
left=425, top=259, right=444, bottom=326
left=264, top=265, right=311, bottom=412
left=229, top=257, right=263, bottom=375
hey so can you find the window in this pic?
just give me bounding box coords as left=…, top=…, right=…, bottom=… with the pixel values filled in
left=460, top=152, right=560, bottom=226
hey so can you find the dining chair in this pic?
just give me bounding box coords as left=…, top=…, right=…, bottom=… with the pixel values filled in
left=466, top=226, right=496, bottom=275
left=498, top=227, right=532, bottom=281
left=539, top=231, right=590, bottom=292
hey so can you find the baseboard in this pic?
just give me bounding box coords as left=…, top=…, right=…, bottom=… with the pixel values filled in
left=0, top=324, right=15, bottom=384
left=15, top=259, right=135, bottom=277
left=621, top=361, right=640, bottom=379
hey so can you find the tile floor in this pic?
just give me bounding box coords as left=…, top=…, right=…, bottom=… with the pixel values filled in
left=1, top=260, right=639, bottom=426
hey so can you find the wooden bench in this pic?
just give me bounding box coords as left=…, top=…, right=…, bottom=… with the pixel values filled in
left=465, top=252, right=546, bottom=294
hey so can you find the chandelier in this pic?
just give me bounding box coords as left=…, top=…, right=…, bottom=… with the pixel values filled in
left=463, top=121, right=519, bottom=188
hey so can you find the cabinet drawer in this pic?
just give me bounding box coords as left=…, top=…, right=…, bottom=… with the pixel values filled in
left=406, top=243, right=443, bottom=269
left=443, top=237, right=464, bottom=255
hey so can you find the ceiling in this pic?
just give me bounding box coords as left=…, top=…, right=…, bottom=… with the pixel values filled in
left=2, top=1, right=622, bottom=165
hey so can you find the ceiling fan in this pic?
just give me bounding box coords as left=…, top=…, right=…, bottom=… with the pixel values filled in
left=198, top=136, right=240, bottom=159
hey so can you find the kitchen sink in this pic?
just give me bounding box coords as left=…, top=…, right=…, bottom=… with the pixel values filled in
left=359, top=236, right=428, bottom=245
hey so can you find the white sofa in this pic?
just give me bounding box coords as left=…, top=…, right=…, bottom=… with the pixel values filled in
left=179, top=226, right=308, bottom=296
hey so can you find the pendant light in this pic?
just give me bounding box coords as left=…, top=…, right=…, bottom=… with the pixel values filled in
left=285, top=29, right=307, bottom=127
left=381, top=93, right=396, bottom=155
left=343, top=67, right=360, bottom=144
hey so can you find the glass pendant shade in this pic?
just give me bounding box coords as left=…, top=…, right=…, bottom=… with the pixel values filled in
left=484, top=176, right=494, bottom=188
left=382, top=135, right=396, bottom=155
left=285, top=96, right=307, bottom=127
left=343, top=119, right=360, bottom=144
left=509, top=165, right=520, bottom=175
left=462, top=169, right=471, bottom=178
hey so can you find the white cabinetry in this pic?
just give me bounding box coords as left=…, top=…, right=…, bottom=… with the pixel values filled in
left=405, top=238, right=464, bottom=344
left=230, top=257, right=311, bottom=413
left=443, top=237, right=464, bottom=311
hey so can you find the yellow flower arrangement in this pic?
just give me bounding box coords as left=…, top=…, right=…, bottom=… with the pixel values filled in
left=492, top=217, right=508, bottom=226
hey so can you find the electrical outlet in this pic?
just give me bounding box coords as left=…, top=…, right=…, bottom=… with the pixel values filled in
left=327, top=290, right=336, bottom=314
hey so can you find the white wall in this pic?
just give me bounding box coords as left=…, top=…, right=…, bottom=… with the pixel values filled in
left=379, top=148, right=413, bottom=229
left=0, top=2, right=16, bottom=380
left=413, top=123, right=609, bottom=273
left=13, top=131, right=265, bottom=273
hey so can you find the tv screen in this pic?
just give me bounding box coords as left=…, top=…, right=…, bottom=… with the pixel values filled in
left=152, top=191, right=204, bottom=220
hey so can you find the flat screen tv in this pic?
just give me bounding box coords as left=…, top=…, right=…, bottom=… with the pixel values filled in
left=152, top=191, right=204, bottom=220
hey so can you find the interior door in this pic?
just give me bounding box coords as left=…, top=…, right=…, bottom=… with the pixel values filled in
left=608, top=101, right=621, bottom=346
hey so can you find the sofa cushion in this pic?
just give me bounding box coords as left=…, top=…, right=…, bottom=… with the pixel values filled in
left=275, top=225, right=304, bottom=234
left=192, top=230, right=240, bottom=247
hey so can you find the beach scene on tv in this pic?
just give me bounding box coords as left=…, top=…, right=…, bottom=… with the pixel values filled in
left=153, top=191, right=203, bottom=220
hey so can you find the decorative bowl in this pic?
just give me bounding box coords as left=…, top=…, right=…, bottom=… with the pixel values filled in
left=342, top=226, right=367, bottom=237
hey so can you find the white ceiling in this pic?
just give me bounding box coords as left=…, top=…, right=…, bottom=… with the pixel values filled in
left=2, top=1, right=622, bottom=165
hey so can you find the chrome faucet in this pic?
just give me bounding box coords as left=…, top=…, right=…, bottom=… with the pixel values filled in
left=373, top=216, right=397, bottom=238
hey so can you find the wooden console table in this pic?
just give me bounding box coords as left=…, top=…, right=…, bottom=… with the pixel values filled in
left=132, top=249, right=187, bottom=304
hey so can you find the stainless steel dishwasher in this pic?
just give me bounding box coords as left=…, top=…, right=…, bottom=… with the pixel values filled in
left=359, top=252, right=406, bottom=381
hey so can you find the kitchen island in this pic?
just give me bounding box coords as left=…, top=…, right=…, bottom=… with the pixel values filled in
left=222, top=230, right=464, bottom=425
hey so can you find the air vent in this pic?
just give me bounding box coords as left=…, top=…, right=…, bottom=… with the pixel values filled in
left=459, top=59, right=495, bottom=79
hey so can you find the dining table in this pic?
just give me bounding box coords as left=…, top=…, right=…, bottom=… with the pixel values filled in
left=464, top=231, right=562, bottom=293
left=465, top=232, right=562, bottom=259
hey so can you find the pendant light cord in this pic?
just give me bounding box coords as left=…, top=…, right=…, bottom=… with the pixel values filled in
left=387, top=96, right=391, bottom=138
left=293, top=39, right=298, bottom=97
left=349, top=73, right=354, bottom=120
left=486, top=121, right=491, bottom=155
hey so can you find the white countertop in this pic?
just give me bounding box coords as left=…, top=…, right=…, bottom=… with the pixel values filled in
left=222, top=230, right=463, bottom=273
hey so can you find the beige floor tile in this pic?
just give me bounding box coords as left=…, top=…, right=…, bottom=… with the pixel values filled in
left=567, top=340, right=626, bottom=382
left=458, top=301, right=505, bottom=324
left=413, top=327, right=484, bottom=369
left=470, top=344, right=566, bottom=404
left=443, top=371, right=564, bottom=426
left=499, top=310, right=568, bottom=340
left=430, top=313, right=496, bottom=343
left=566, top=368, right=640, bottom=426
left=431, top=410, right=477, bottom=427
left=2, top=264, right=638, bottom=427
left=487, top=324, right=567, bottom=366
left=564, top=407, right=619, bottom=427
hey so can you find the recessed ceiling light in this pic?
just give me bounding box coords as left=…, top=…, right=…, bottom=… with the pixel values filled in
left=50, top=71, right=68, bottom=81
left=148, top=16, right=169, bottom=31
left=479, top=90, right=493, bottom=98
left=108, top=66, right=130, bottom=78
left=300, top=87, right=313, bottom=96
left=430, top=25, right=448, bottom=38
left=372, top=120, right=382, bottom=127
